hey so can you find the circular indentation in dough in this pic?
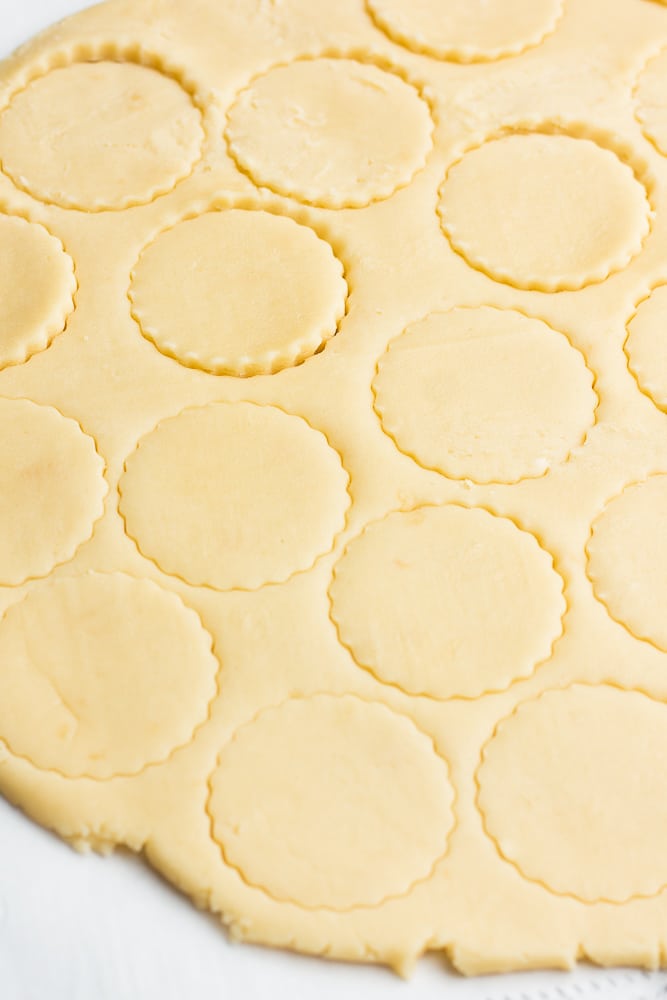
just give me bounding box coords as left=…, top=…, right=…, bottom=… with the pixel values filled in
left=0, top=573, right=218, bottom=779
left=0, top=398, right=106, bottom=585
left=0, top=61, right=203, bottom=210
left=438, top=130, right=651, bottom=291
left=366, top=0, right=563, bottom=63
left=373, top=307, right=596, bottom=484
left=225, top=58, right=433, bottom=208
left=119, top=402, right=350, bottom=590
left=636, top=49, right=667, bottom=156
left=624, top=284, right=667, bottom=412
left=129, top=209, right=347, bottom=376
left=477, top=685, right=667, bottom=902
left=587, top=476, right=667, bottom=650
left=208, top=694, right=453, bottom=909
left=329, top=505, right=564, bottom=700
left=0, top=214, right=76, bottom=368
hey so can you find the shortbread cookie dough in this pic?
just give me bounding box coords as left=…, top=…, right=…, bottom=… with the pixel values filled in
left=0, top=398, right=105, bottom=585
left=373, top=307, right=596, bottom=483
left=129, top=209, right=347, bottom=376
left=0, top=61, right=203, bottom=210
left=0, top=573, right=218, bottom=778
left=587, top=476, right=667, bottom=650
left=624, top=284, right=667, bottom=411
left=0, top=214, right=75, bottom=368
left=329, top=505, right=564, bottom=699
left=119, top=402, right=350, bottom=590
left=365, top=0, right=563, bottom=63
left=477, top=685, right=667, bottom=902
left=225, top=58, right=433, bottom=208
left=208, top=695, right=453, bottom=909
left=438, top=131, right=651, bottom=291
left=4, top=0, right=667, bottom=982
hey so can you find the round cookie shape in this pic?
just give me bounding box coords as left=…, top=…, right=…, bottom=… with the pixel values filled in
left=373, top=307, right=596, bottom=484
left=129, top=209, right=348, bottom=376
left=0, top=61, right=203, bottom=210
left=586, top=476, right=667, bottom=650
left=366, top=0, right=563, bottom=63
left=0, top=214, right=76, bottom=369
left=208, top=694, right=454, bottom=909
left=624, top=284, right=667, bottom=411
left=438, top=130, right=650, bottom=291
left=636, top=48, right=667, bottom=156
left=225, top=57, right=433, bottom=209
left=119, top=401, right=350, bottom=590
left=329, top=505, right=565, bottom=700
left=0, top=573, right=219, bottom=779
left=0, top=398, right=106, bottom=585
left=477, top=685, right=667, bottom=902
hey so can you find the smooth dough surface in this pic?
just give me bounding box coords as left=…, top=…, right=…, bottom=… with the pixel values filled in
left=4, top=0, right=667, bottom=981
left=0, top=61, right=203, bottom=210
left=365, top=0, right=563, bottom=62
left=438, top=132, right=651, bottom=291
left=329, top=505, right=564, bottom=699
left=208, top=695, right=454, bottom=909
left=129, top=209, right=347, bottom=376
left=373, top=307, right=596, bottom=484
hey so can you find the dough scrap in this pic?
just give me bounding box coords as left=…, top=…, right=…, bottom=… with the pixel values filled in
left=329, top=505, right=565, bottom=700
left=0, top=214, right=75, bottom=369
left=373, top=307, right=597, bottom=484
left=208, top=695, right=454, bottom=909
left=0, top=573, right=219, bottom=779
left=477, top=685, right=667, bottom=902
left=129, top=209, right=347, bottom=376
left=438, top=131, right=651, bottom=291
left=0, top=398, right=106, bottom=585
left=119, top=402, right=350, bottom=590
left=365, top=0, right=563, bottom=63
left=225, top=58, right=433, bottom=208
left=624, top=284, right=667, bottom=412
left=0, top=61, right=203, bottom=210
left=587, top=476, right=667, bottom=651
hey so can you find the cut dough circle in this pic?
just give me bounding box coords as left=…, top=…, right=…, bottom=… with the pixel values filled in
left=636, top=48, right=667, bottom=156
left=208, top=695, right=453, bottom=909
left=225, top=58, right=433, bottom=208
left=329, top=505, right=564, bottom=700
left=119, top=401, right=350, bottom=590
left=0, top=61, right=203, bottom=210
left=129, top=209, right=347, bottom=376
left=373, top=307, right=596, bottom=484
left=0, top=214, right=76, bottom=368
left=366, top=0, right=563, bottom=63
left=0, top=573, right=219, bottom=779
left=587, top=476, right=667, bottom=650
left=438, top=131, right=650, bottom=291
left=477, top=685, right=667, bottom=902
left=625, top=285, right=667, bottom=412
left=0, top=398, right=106, bottom=585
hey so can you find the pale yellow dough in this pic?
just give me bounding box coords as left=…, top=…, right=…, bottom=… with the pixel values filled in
left=3, top=0, right=667, bottom=981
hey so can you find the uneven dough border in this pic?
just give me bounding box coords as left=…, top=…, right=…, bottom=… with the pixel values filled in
left=127, top=193, right=352, bottom=377
left=371, top=304, right=600, bottom=486
left=437, top=117, right=656, bottom=293
left=327, top=501, right=568, bottom=702
left=363, top=0, right=565, bottom=64
left=0, top=39, right=211, bottom=212
left=224, top=48, right=438, bottom=210
left=474, top=680, right=667, bottom=905
left=632, top=43, right=667, bottom=157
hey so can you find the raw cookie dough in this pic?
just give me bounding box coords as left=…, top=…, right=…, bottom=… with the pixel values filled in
left=3, top=0, right=667, bottom=981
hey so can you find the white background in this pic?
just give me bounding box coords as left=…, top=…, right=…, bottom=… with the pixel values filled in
left=1, top=2, right=667, bottom=997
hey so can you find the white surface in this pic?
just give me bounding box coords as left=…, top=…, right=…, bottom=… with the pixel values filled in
left=1, top=2, right=667, bottom=998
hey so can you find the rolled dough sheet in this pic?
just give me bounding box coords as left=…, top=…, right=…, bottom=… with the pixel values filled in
left=1, top=0, right=667, bottom=979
